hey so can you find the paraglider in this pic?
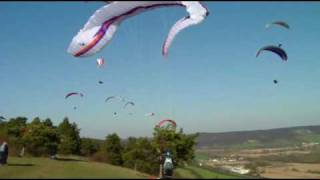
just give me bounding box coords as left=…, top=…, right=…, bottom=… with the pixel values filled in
left=96, top=58, right=105, bottom=68
left=145, top=112, right=155, bottom=117
left=265, top=21, right=290, bottom=30
left=156, top=119, right=177, bottom=129
left=0, top=116, right=5, bottom=121
left=256, top=45, right=288, bottom=61
left=65, top=92, right=84, bottom=99
left=67, top=1, right=209, bottom=57
left=65, top=92, right=83, bottom=110
left=105, top=96, right=124, bottom=103
left=123, top=101, right=135, bottom=109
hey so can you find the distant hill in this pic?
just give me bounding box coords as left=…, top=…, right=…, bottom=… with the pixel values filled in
left=196, top=125, right=320, bottom=149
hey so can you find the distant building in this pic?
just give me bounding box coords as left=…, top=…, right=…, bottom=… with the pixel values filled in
left=222, top=166, right=250, bottom=175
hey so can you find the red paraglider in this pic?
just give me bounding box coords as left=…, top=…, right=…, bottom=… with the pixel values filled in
left=156, top=119, right=177, bottom=129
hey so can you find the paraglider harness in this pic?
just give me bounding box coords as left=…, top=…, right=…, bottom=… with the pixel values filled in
left=161, top=150, right=175, bottom=179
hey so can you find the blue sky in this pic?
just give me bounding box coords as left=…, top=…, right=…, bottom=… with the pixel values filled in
left=0, top=2, right=319, bottom=139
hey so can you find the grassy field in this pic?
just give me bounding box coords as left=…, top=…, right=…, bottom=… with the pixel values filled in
left=195, top=151, right=210, bottom=161
left=0, top=156, right=149, bottom=179
left=0, top=156, right=243, bottom=179
left=175, top=165, right=241, bottom=179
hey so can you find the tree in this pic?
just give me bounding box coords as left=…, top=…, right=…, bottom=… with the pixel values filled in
left=122, top=137, right=159, bottom=175
left=43, top=118, right=53, bottom=127
left=122, top=137, right=138, bottom=169
left=22, top=118, right=59, bottom=156
left=57, top=117, right=81, bottom=155
left=152, top=127, right=198, bottom=166
left=31, top=117, right=41, bottom=125
left=0, top=120, right=8, bottom=141
left=104, top=133, right=123, bottom=165
left=80, top=138, right=99, bottom=156
left=6, top=117, right=28, bottom=155
left=7, top=117, right=27, bottom=138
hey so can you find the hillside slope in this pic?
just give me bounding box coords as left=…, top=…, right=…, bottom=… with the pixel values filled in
left=0, top=156, right=149, bottom=178
left=197, top=125, right=320, bottom=149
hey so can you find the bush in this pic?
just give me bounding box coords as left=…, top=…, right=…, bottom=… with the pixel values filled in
left=90, top=150, right=109, bottom=163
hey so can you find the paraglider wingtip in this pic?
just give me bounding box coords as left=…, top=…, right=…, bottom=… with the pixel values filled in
left=162, top=50, right=168, bottom=57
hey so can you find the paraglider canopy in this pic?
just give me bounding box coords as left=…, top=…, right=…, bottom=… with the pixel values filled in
left=67, top=1, right=209, bottom=57
left=105, top=96, right=124, bottom=103
left=0, top=116, right=6, bottom=123
left=65, top=92, right=84, bottom=99
left=156, top=119, right=177, bottom=130
left=256, top=45, right=288, bottom=61
left=123, top=101, right=135, bottom=109
left=145, top=112, right=155, bottom=117
left=266, top=21, right=290, bottom=30
left=96, top=58, right=105, bottom=68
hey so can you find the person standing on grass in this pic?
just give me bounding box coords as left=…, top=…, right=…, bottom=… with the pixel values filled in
left=163, top=150, right=174, bottom=178
left=2, top=141, right=8, bottom=165
left=0, top=140, right=8, bottom=165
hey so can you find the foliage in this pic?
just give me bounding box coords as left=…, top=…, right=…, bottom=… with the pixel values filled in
left=57, top=117, right=81, bottom=155
left=152, top=127, right=198, bottom=166
left=122, top=137, right=159, bottom=175
left=0, top=116, right=81, bottom=157
left=0, top=116, right=199, bottom=177
left=90, top=150, right=109, bottom=163
left=22, top=117, right=59, bottom=156
left=80, top=138, right=100, bottom=156
left=103, top=133, right=123, bottom=166
left=3, top=117, right=28, bottom=155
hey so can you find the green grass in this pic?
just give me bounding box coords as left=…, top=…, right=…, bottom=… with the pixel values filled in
left=298, top=134, right=320, bottom=143
left=0, top=156, right=249, bottom=179
left=0, top=156, right=149, bottom=179
left=195, top=151, right=210, bottom=160
left=175, top=165, right=241, bottom=179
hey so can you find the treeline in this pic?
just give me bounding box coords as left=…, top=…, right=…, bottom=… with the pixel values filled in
left=0, top=117, right=81, bottom=156
left=0, top=116, right=198, bottom=175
